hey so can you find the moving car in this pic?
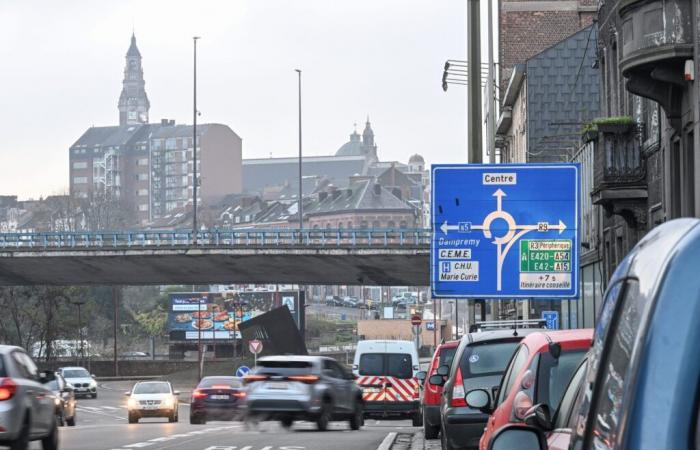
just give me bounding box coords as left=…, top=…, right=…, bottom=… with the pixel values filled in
left=431, top=329, right=538, bottom=450
left=126, top=381, right=180, bottom=423
left=353, top=340, right=421, bottom=425
left=244, top=355, right=363, bottom=431
left=475, top=329, right=592, bottom=450
left=417, top=340, right=459, bottom=439
left=44, top=372, right=77, bottom=427
left=58, top=366, right=97, bottom=398
left=488, top=218, right=700, bottom=450
left=190, top=376, right=245, bottom=424
left=0, top=345, right=59, bottom=450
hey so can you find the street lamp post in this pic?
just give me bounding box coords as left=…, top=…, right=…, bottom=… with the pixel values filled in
left=295, top=69, right=303, bottom=235
left=192, top=36, right=201, bottom=245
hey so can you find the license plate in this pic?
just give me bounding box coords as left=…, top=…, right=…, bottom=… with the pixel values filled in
left=142, top=405, right=159, bottom=410
left=210, top=395, right=230, bottom=400
left=267, top=382, right=288, bottom=390
left=364, top=387, right=381, bottom=393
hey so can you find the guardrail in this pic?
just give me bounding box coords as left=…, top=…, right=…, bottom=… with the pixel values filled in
left=0, top=228, right=432, bottom=249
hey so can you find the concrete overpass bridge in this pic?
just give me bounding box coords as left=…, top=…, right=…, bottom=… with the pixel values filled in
left=0, top=229, right=430, bottom=286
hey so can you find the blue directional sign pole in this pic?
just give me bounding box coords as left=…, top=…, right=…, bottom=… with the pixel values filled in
left=431, top=163, right=580, bottom=299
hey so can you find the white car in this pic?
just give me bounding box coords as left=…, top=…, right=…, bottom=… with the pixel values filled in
left=126, top=381, right=180, bottom=423
left=58, top=366, right=97, bottom=398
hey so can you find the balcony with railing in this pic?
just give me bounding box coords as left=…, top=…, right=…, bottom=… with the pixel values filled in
left=590, top=119, right=648, bottom=228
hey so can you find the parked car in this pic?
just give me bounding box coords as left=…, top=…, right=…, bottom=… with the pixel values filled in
left=244, top=355, right=363, bottom=431
left=0, top=345, right=59, bottom=450
left=342, top=296, right=360, bottom=308
left=417, top=340, right=460, bottom=439
left=475, top=329, right=592, bottom=450
left=487, top=218, right=700, bottom=450
left=190, top=376, right=245, bottom=424
left=353, top=340, right=421, bottom=425
left=431, top=329, right=539, bottom=450
left=58, top=366, right=97, bottom=398
left=44, top=372, right=77, bottom=427
left=126, top=381, right=180, bottom=423
left=325, top=295, right=343, bottom=307
left=120, top=351, right=150, bottom=359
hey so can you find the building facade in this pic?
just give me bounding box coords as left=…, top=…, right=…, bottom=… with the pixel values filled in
left=69, top=35, right=242, bottom=226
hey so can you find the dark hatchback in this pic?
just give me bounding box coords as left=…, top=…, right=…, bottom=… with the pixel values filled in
left=432, top=329, right=538, bottom=450
left=190, top=376, right=245, bottom=424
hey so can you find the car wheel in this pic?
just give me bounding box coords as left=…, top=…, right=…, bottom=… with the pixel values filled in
left=9, top=416, right=29, bottom=450
left=91, top=393, right=97, bottom=399
left=56, top=411, right=65, bottom=427
left=41, top=420, right=59, bottom=450
left=316, top=400, right=331, bottom=431
left=280, top=417, right=294, bottom=429
left=66, top=413, right=76, bottom=427
left=190, top=414, right=205, bottom=425
left=423, top=412, right=439, bottom=439
left=128, top=413, right=139, bottom=424
left=169, top=411, right=178, bottom=423
left=412, top=411, right=422, bottom=427
left=349, top=400, right=363, bottom=430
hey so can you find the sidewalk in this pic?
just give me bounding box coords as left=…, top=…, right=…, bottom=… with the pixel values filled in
left=388, top=431, right=442, bottom=450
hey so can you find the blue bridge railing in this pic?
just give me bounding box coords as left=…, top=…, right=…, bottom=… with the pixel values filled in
left=0, top=228, right=431, bottom=249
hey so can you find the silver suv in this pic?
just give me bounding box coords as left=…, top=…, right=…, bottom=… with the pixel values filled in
left=244, top=355, right=363, bottom=431
left=0, top=345, right=59, bottom=450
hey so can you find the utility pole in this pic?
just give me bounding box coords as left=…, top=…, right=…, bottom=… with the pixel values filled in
left=112, top=286, right=119, bottom=377
left=295, top=69, right=303, bottom=234
left=192, top=36, right=201, bottom=244
left=467, top=0, right=483, bottom=164
left=487, top=0, right=496, bottom=164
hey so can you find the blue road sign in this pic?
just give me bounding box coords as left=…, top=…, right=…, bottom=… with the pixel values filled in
left=542, top=311, right=559, bottom=330
left=236, top=365, right=251, bottom=377
left=431, top=164, right=580, bottom=298
left=426, top=321, right=436, bottom=331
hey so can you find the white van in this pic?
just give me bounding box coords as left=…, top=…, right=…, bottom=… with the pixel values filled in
left=353, top=340, right=421, bottom=424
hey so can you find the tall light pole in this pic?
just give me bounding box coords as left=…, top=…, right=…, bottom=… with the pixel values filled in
left=467, top=0, right=482, bottom=164
left=192, top=36, right=201, bottom=244
left=295, top=69, right=303, bottom=233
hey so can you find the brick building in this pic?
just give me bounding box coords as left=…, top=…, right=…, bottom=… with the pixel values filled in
left=69, top=35, right=242, bottom=226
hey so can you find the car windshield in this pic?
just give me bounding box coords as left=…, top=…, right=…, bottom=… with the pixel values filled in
left=198, top=377, right=242, bottom=389
left=257, top=360, right=315, bottom=376
left=536, top=349, right=586, bottom=410
left=63, top=369, right=90, bottom=378
left=133, top=383, right=171, bottom=394
left=359, top=353, right=413, bottom=379
left=460, top=341, right=520, bottom=376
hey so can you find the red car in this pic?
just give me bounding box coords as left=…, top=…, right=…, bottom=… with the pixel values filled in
left=474, top=329, right=593, bottom=450
left=417, top=340, right=459, bottom=439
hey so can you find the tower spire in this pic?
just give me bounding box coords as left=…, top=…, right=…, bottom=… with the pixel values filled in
left=118, top=33, right=149, bottom=126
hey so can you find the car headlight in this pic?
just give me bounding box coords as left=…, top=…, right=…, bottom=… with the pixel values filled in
left=161, top=397, right=174, bottom=409
left=89, top=380, right=97, bottom=388
left=54, top=397, right=62, bottom=406
left=127, top=398, right=138, bottom=409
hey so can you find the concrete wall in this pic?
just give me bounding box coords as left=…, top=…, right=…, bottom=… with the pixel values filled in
left=357, top=319, right=451, bottom=345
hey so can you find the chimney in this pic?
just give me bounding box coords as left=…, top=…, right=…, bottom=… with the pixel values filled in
left=169, top=119, right=175, bottom=126
left=373, top=183, right=382, bottom=195
left=392, top=188, right=402, bottom=200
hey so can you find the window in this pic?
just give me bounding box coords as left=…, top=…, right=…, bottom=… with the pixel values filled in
left=322, top=359, right=344, bottom=379
left=495, top=343, right=530, bottom=405
left=138, top=204, right=148, bottom=211
left=257, top=360, right=314, bottom=376
left=554, top=359, right=588, bottom=429
left=432, top=346, right=457, bottom=375
left=589, top=280, right=642, bottom=450
left=536, top=349, right=586, bottom=411
left=137, top=189, right=148, bottom=196
left=133, top=382, right=171, bottom=394
left=73, top=177, right=88, bottom=184
left=359, top=353, right=413, bottom=379
left=165, top=138, right=177, bottom=150
left=138, top=173, right=149, bottom=181
left=137, top=158, right=149, bottom=166
left=372, top=220, right=381, bottom=228
left=75, top=191, right=88, bottom=199
left=12, top=351, right=37, bottom=379
left=72, top=161, right=88, bottom=169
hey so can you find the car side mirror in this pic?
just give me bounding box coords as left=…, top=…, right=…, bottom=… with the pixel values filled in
left=428, top=374, right=445, bottom=386
left=91, top=374, right=96, bottom=379
left=436, top=365, right=449, bottom=376
left=125, top=391, right=131, bottom=396
left=173, top=391, right=181, bottom=396
left=465, top=389, right=492, bottom=414
left=524, top=403, right=553, bottom=431
left=416, top=371, right=427, bottom=383
left=488, top=425, right=547, bottom=450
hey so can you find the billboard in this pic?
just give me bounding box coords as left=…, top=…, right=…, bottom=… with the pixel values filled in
left=168, top=291, right=303, bottom=341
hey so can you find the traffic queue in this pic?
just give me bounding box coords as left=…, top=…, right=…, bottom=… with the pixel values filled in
left=416, top=218, right=700, bottom=450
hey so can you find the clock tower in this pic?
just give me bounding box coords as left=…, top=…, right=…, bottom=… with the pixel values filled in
left=118, top=33, right=150, bottom=126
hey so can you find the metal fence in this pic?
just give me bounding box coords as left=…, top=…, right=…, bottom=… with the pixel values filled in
left=0, top=228, right=432, bottom=249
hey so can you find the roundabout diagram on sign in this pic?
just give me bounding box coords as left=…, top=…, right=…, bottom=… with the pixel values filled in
left=431, top=164, right=580, bottom=299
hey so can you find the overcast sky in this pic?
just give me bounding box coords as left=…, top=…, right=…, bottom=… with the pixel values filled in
left=0, top=0, right=471, bottom=199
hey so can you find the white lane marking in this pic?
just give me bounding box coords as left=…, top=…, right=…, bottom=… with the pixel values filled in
left=102, top=406, right=119, bottom=410
left=376, top=432, right=397, bottom=450
left=124, top=443, right=154, bottom=448
left=76, top=407, right=126, bottom=420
